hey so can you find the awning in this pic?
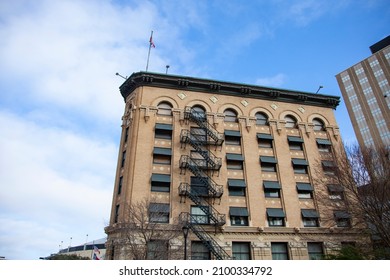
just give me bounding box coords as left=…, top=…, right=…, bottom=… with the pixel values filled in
left=296, top=183, right=313, bottom=191
left=151, top=173, right=171, bottom=183
left=149, top=203, right=170, bottom=213
left=334, top=211, right=351, bottom=218
left=155, top=123, right=173, bottom=130
left=327, top=184, right=344, bottom=192
left=266, top=208, right=285, bottom=218
left=292, top=158, right=309, bottom=165
left=260, top=156, right=278, bottom=164
left=229, top=207, right=249, bottom=216
left=288, top=136, right=304, bottom=143
left=263, top=181, right=281, bottom=189
left=301, top=209, right=319, bottom=218
left=228, top=179, right=246, bottom=188
left=224, top=130, right=241, bottom=137
left=316, top=138, right=331, bottom=145
left=257, top=133, right=273, bottom=140
left=226, top=153, right=244, bottom=161
left=153, top=147, right=172, bottom=156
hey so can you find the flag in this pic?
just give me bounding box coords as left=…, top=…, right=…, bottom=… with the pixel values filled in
left=149, top=33, right=155, bottom=48
left=92, top=245, right=101, bottom=260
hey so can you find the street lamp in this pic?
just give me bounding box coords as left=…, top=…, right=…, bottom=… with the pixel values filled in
left=182, top=225, right=189, bottom=260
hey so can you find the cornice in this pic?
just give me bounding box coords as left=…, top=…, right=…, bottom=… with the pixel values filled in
left=119, top=71, right=340, bottom=109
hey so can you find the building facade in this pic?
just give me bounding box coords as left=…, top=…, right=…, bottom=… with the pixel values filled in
left=105, top=71, right=368, bottom=260
left=336, top=36, right=390, bottom=151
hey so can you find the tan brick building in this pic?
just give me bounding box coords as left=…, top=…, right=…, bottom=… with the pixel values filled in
left=105, top=71, right=368, bottom=260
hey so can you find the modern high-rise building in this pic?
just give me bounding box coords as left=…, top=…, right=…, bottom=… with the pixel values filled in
left=105, top=71, right=369, bottom=260
left=336, top=36, right=390, bottom=151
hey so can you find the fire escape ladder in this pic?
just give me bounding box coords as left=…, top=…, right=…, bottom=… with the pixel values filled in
left=180, top=212, right=231, bottom=260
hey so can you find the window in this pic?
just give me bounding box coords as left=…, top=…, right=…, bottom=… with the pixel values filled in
left=271, top=242, right=289, bottom=260
left=334, top=211, right=351, bottom=227
left=224, top=109, right=238, bottom=122
left=117, top=176, right=123, bottom=195
left=191, top=241, right=210, bottom=260
left=192, top=105, right=206, bottom=121
left=157, top=102, right=173, bottom=116
left=124, top=127, right=129, bottom=143
left=301, top=209, right=319, bottom=227
left=190, top=127, right=207, bottom=143
left=232, top=242, right=251, bottom=260
left=153, top=148, right=172, bottom=165
left=297, top=183, right=313, bottom=199
left=307, top=242, right=324, bottom=260
left=191, top=206, right=209, bottom=224
left=226, top=153, right=244, bottom=170
left=114, top=204, right=120, bottom=223
left=224, top=130, right=241, bottom=145
left=263, top=181, right=281, bottom=198
left=121, top=150, right=126, bottom=168
left=284, top=115, right=297, bottom=128
left=292, top=158, right=309, bottom=174
left=322, top=161, right=336, bottom=175
left=260, top=156, right=278, bottom=172
left=257, top=133, right=273, bottom=148
left=147, top=240, right=168, bottom=260
left=327, top=185, right=344, bottom=200
left=151, top=174, right=171, bottom=192
left=288, top=136, right=304, bottom=151
left=149, top=203, right=170, bottom=223
left=267, top=208, right=285, bottom=227
left=313, top=118, right=325, bottom=131
left=230, top=207, right=249, bottom=226
left=228, top=179, right=246, bottom=196
left=255, top=112, right=268, bottom=125
left=316, top=138, right=332, bottom=153
left=155, top=123, right=173, bottom=140
left=191, top=176, right=209, bottom=196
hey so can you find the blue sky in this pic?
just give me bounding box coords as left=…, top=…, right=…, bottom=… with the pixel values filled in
left=0, top=0, right=389, bottom=260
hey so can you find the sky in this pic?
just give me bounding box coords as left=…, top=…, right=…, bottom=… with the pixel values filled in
left=0, top=0, right=389, bottom=260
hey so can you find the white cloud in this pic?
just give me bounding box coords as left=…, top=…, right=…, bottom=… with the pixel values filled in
left=256, top=73, right=287, bottom=88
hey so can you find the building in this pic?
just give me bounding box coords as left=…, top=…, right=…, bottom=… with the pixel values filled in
left=52, top=238, right=106, bottom=260
left=336, top=36, right=390, bottom=151
left=105, top=71, right=369, bottom=260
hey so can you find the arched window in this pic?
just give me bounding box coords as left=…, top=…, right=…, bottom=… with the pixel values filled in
left=192, top=105, right=206, bottom=120
left=255, top=112, right=268, bottom=125
left=224, top=109, right=238, bottom=123
left=313, top=118, right=325, bottom=131
left=157, top=102, right=173, bottom=116
left=284, top=115, right=297, bottom=128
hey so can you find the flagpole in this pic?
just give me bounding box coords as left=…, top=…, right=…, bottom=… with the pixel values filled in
left=146, top=30, right=153, bottom=72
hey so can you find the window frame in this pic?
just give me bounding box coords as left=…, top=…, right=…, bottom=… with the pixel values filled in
left=224, top=109, right=238, bottom=123
left=232, top=242, right=251, bottom=260
left=157, top=102, right=173, bottom=116
left=255, top=112, right=268, bottom=126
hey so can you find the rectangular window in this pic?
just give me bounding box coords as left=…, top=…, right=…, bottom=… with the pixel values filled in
left=190, top=127, right=207, bottom=143
left=191, top=241, right=210, bottom=260
left=190, top=176, right=209, bottom=196
left=267, top=208, right=285, bottom=227
left=271, top=242, right=289, bottom=260
left=230, top=207, right=249, bottom=226
left=292, top=158, right=309, bottom=174
left=149, top=203, right=170, bottom=223
left=257, top=133, right=273, bottom=148
left=327, top=185, right=344, bottom=200
left=260, top=156, right=277, bottom=172
left=322, top=161, right=336, bottom=175
left=297, top=183, right=313, bottom=199
left=228, top=179, right=246, bottom=196
left=232, top=242, right=251, bottom=260
left=114, top=204, right=120, bottom=223
left=334, top=211, right=351, bottom=227
left=263, top=181, right=281, bottom=198
left=316, top=138, right=332, bottom=153
left=147, top=240, right=168, bottom=260
left=153, top=147, right=172, bottom=165
left=124, top=127, right=129, bottom=143
left=155, top=123, right=173, bottom=140
left=225, top=130, right=241, bottom=145
left=191, top=206, right=209, bottom=224
left=307, top=242, right=324, bottom=260
left=117, top=176, right=123, bottom=195
left=301, top=209, right=319, bottom=227
left=226, top=153, right=244, bottom=170
left=121, top=150, right=126, bottom=168
left=288, top=136, right=304, bottom=151
left=151, top=174, right=171, bottom=192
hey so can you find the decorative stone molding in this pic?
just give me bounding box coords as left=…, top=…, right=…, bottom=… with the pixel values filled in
left=140, top=105, right=157, bottom=122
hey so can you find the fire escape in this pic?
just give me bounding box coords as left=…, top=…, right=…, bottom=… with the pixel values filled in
left=179, top=106, right=231, bottom=260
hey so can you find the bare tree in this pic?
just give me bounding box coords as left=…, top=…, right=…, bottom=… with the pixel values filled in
left=112, top=199, right=184, bottom=260
left=314, top=143, right=390, bottom=258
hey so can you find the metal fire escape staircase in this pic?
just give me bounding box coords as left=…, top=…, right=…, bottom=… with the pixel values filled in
left=179, top=107, right=230, bottom=260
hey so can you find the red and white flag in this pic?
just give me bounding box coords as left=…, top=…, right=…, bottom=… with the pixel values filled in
left=149, top=33, right=155, bottom=48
